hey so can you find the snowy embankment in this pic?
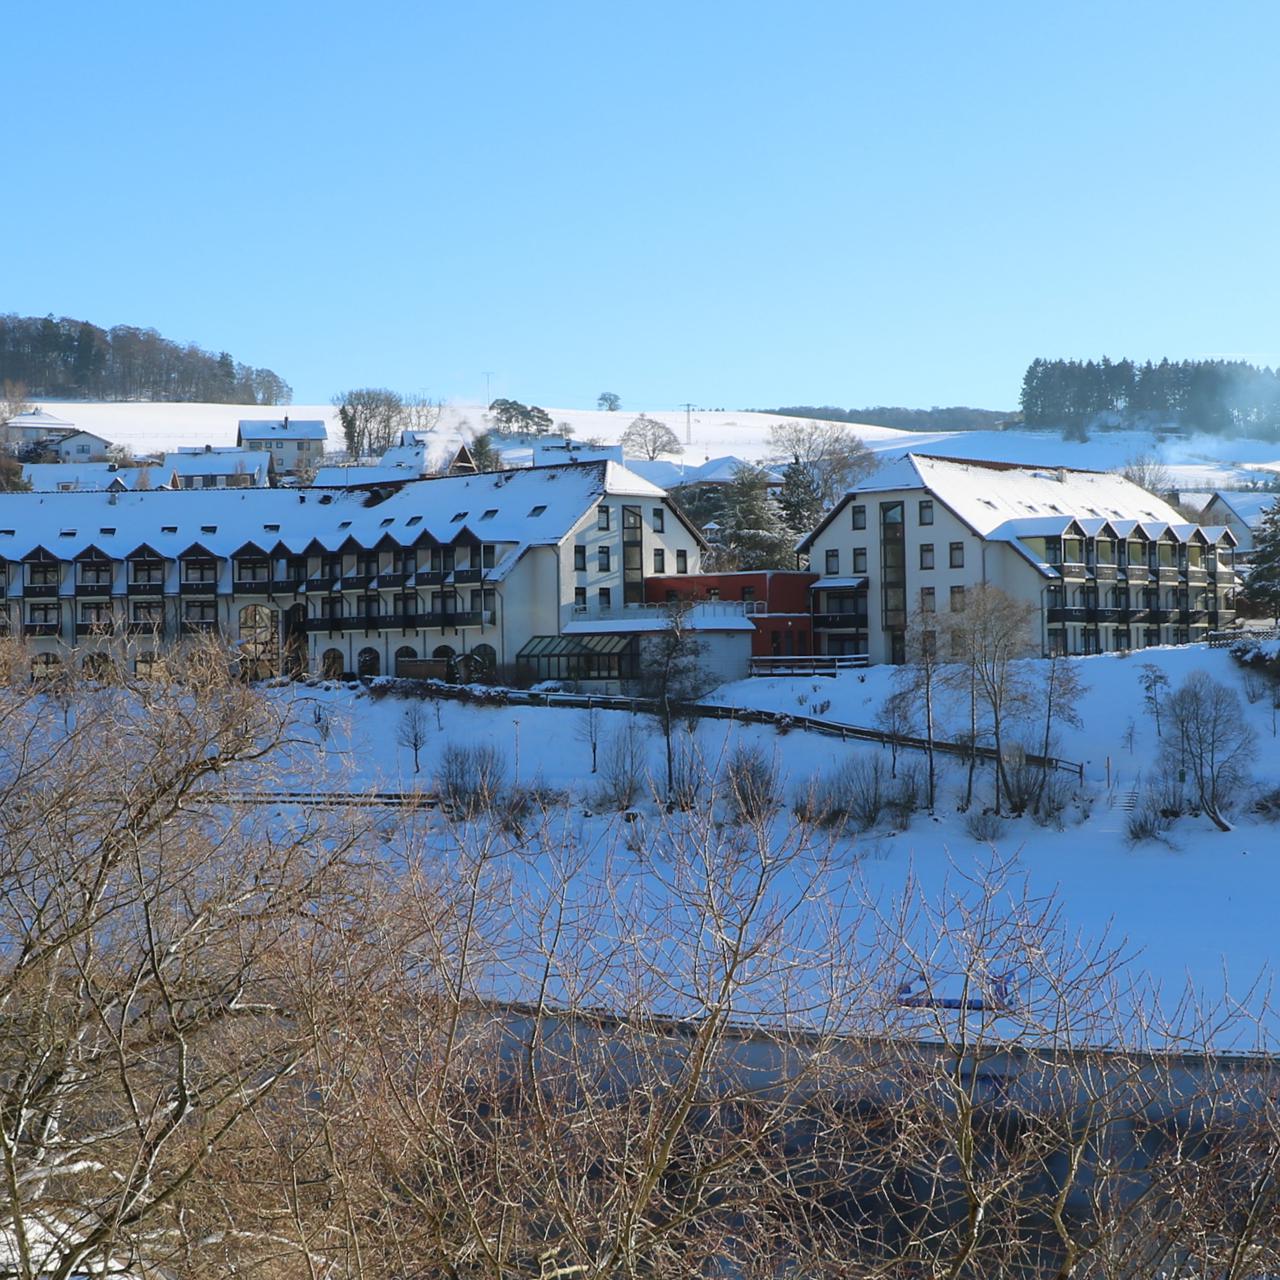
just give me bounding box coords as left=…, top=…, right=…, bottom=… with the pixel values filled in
left=35, top=399, right=1280, bottom=488
left=268, top=642, right=1280, bottom=1046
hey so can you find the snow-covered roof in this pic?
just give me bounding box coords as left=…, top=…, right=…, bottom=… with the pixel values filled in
left=237, top=417, right=327, bottom=441
left=21, top=463, right=140, bottom=492
left=801, top=454, right=1192, bottom=551
left=312, top=464, right=423, bottom=486
left=56, top=428, right=111, bottom=446
left=162, top=449, right=269, bottom=481
left=0, top=462, right=655, bottom=562
left=627, top=455, right=782, bottom=489
left=378, top=443, right=430, bottom=471
left=4, top=408, right=74, bottom=429
left=1203, top=490, right=1279, bottom=528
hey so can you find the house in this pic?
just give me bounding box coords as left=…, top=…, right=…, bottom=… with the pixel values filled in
left=162, top=447, right=272, bottom=489
left=0, top=408, right=77, bottom=448
left=627, top=455, right=783, bottom=493
left=798, top=454, right=1239, bottom=665
left=236, top=416, right=327, bottom=476
left=22, top=463, right=144, bottom=493
left=50, top=430, right=111, bottom=462
left=312, top=441, right=431, bottom=487
left=645, top=570, right=818, bottom=659
left=1199, top=490, right=1277, bottom=566
left=0, top=461, right=711, bottom=688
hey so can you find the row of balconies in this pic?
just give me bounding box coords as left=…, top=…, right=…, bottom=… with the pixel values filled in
left=20, top=620, right=220, bottom=639
left=1054, top=561, right=1217, bottom=582
left=10, top=568, right=490, bottom=598
left=304, top=610, right=493, bottom=633
left=1047, top=606, right=1217, bottom=625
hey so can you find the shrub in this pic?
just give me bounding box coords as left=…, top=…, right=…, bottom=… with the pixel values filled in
left=1126, top=795, right=1172, bottom=844
left=885, top=763, right=923, bottom=828
left=669, top=737, right=706, bottom=811
left=436, top=742, right=507, bottom=819
left=595, top=722, right=647, bottom=810
left=964, top=809, right=1005, bottom=843
left=723, top=744, right=779, bottom=825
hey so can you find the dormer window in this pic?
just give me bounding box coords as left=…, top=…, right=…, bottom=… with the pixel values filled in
left=452, top=511, right=468, bottom=522
left=529, top=505, right=547, bottom=517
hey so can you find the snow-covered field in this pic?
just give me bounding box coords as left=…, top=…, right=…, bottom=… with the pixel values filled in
left=269, top=642, right=1280, bottom=1045
left=34, top=399, right=1280, bottom=490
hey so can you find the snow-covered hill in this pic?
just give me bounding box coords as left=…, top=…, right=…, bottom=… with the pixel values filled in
left=32, top=399, right=1280, bottom=492
left=272, top=642, right=1280, bottom=1045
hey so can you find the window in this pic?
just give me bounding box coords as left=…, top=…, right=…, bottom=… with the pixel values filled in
left=919, top=543, right=934, bottom=570
left=918, top=500, right=933, bottom=525
left=598, top=587, right=612, bottom=608
left=949, top=541, right=965, bottom=569
left=597, top=506, right=610, bottom=530
left=676, top=549, right=688, bottom=574
left=184, top=600, right=216, bottom=622
left=481, top=508, right=497, bottom=520
left=851, top=504, right=866, bottom=530
left=742, top=585, right=756, bottom=601
left=79, top=601, right=111, bottom=624
left=825, top=549, right=840, bottom=574
left=79, top=562, right=112, bottom=586
left=27, top=602, right=58, bottom=624
left=950, top=585, right=965, bottom=612
left=27, top=562, right=58, bottom=586
left=574, top=545, right=587, bottom=572
left=574, top=587, right=587, bottom=608
left=183, top=560, right=216, bottom=584
left=131, top=560, right=163, bottom=585
left=528, top=505, right=546, bottom=518
left=652, top=508, right=665, bottom=532
left=852, top=547, right=867, bottom=573
left=598, top=545, right=611, bottom=572
left=920, top=586, right=935, bottom=613
left=653, top=548, right=665, bottom=572
left=131, top=601, right=163, bottom=625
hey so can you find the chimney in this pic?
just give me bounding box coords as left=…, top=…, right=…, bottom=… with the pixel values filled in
left=1056, top=468, right=1067, bottom=483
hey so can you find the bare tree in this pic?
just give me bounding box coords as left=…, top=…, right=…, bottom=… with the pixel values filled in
left=946, top=584, right=1037, bottom=813
left=1119, top=451, right=1174, bottom=498
left=767, top=418, right=876, bottom=509
left=1163, top=669, right=1256, bottom=830
left=1139, top=661, right=1171, bottom=737
left=398, top=393, right=444, bottom=437
left=575, top=703, right=601, bottom=773
left=638, top=600, right=710, bottom=799
left=332, top=386, right=404, bottom=457
left=899, top=606, right=945, bottom=810
left=1, top=379, right=31, bottom=425
left=397, top=701, right=430, bottom=774
left=620, top=414, right=682, bottom=460
left=1035, top=651, right=1087, bottom=807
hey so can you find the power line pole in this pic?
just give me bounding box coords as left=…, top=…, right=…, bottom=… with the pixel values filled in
left=482, top=371, right=496, bottom=407
left=680, top=402, right=694, bottom=445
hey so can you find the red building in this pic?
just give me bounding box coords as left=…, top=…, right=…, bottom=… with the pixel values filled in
left=645, top=570, right=817, bottom=657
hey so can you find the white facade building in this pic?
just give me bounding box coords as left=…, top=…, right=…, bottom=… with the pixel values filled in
left=0, top=462, right=720, bottom=686
left=1199, top=490, right=1277, bottom=565
left=236, top=417, right=326, bottom=476
left=798, top=454, right=1239, bottom=665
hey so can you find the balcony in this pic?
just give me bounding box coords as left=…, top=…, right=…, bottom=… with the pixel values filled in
left=127, top=579, right=164, bottom=596
left=75, top=581, right=115, bottom=597
left=75, top=621, right=116, bottom=637
left=23, top=583, right=59, bottom=598
left=414, top=570, right=447, bottom=587
left=1092, top=563, right=1118, bottom=581
left=180, top=619, right=220, bottom=635
left=813, top=613, right=868, bottom=630
left=24, top=622, right=60, bottom=636
left=233, top=578, right=273, bottom=594
left=180, top=580, right=218, bottom=595
left=453, top=567, right=483, bottom=584
left=304, top=610, right=492, bottom=633
left=336, top=573, right=375, bottom=591
left=269, top=578, right=304, bottom=594
left=126, top=620, right=165, bottom=635
left=1046, top=606, right=1085, bottom=623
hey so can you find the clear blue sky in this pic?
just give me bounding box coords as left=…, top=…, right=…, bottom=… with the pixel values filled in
left=6, top=1, right=1279, bottom=410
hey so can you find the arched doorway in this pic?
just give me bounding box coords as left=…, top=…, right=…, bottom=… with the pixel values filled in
left=239, top=605, right=280, bottom=680
left=321, top=648, right=344, bottom=679
left=31, top=652, right=62, bottom=682
left=82, top=652, right=116, bottom=683
left=432, top=643, right=456, bottom=682
left=395, top=645, right=417, bottom=677
left=357, top=647, right=380, bottom=678
left=282, top=603, right=308, bottom=678
left=465, top=643, right=496, bottom=683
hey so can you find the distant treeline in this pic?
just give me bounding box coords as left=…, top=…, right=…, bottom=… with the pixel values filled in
left=1021, top=357, right=1280, bottom=437
left=764, top=405, right=1011, bottom=431
left=0, top=313, right=291, bottom=404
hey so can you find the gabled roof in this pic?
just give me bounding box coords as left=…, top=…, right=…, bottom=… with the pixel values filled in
left=0, top=461, right=680, bottom=563
left=236, top=418, right=327, bottom=441
left=1202, top=490, right=1279, bottom=528
left=799, top=454, right=1192, bottom=552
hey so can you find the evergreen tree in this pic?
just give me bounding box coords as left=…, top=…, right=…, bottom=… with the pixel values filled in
left=715, top=466, right=796, bottom=570
left=1244, top=499, right=1280, bottom=623
left=776, top=455, right=823, bottom=536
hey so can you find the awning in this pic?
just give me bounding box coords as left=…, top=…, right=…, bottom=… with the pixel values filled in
left=811, top=576, right=868, bottom=590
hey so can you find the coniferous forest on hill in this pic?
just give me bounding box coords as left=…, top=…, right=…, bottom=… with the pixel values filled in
left=0, top=313, right=291, bottom=404
left=1020, top=356, right=1280, bottom=438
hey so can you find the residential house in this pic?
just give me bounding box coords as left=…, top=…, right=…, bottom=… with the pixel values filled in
left=798, top=454, right=1238, bottom=665
left=1198, top=490, right=1277, bottom=567
left=50, top=430, right=111, bottom=462
left=162, top=447, right=272, bottom=489
left=0, top=462, right=713, bottom=687
left=0, top=408, right=77, bottom=449
left=236, top=417, right=327, bottom=477
left=22, top=463, right=143, bottom=493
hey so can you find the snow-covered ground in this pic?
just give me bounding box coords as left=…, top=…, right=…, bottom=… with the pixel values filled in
left=33, top=399, right=1280, bottom=492
left=268, top=642, right=1280, bottom=1045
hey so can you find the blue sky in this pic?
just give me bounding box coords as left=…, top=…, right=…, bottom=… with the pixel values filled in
left=6, top=1, right=1278, bottom=410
